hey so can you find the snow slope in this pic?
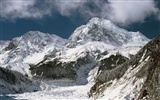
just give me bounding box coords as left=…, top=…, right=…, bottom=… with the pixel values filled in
left=59, top=17, right=149, bottom=64
left=8, top=81, right=91, bottom=100
left=66, top=17, right=148, bottom=48
left=91, top=35, right=160, bottom=100
left=0, top=31, right=67, bottom=76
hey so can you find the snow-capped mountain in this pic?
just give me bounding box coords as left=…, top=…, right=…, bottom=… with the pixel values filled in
left=59, top=18, right=149, bottom=64
left=29, top=18, right=149, bottom=85
left=0, top=18, right=149, bottom=78
left=66, top=17, right=148, bottom=48
left=0, top=17, right=151, bottom=99
left=90, top=36, right=160, bottom=100
left=0, top=31, right=67, bottom=76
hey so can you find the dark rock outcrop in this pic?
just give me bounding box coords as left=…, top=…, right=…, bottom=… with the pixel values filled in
left=90, top=53, right=129, bottom=97
left=30, top=59, right=77, bottom=80
left=90, top=35, right=160, bottom=100
left=0, top=67, right=40, bottom=94
left=5, top=41, right=17, bottom=51
left=30, top=52, right=97, bottom=83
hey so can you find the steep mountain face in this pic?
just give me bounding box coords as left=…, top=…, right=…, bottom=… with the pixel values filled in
left=98, top=53, right=129, bottom=72
left=0, top=66, right=40, bottom=94
left=66, top=17, right=148, bottom=48
left=90, top=35, right=160, bottom=100
left=0, top=31, right=66, bottom=76
left=29, top=18, right=149, bottom=85
left=0, top=41, right=10, bottom=51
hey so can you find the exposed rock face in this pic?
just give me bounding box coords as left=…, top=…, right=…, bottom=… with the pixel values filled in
left=30, top=59, right=77, bottom=80
left=98, top=53, right=128, bottom=71
left=5, top=41, right=17, bottom=51
left=30, top=52, right=97, bottom=84
left=90, top=35, right=160, bottom=100
left=137, top=36, right=160, bottom=100
left=0, top=67, right=40, bottom=94
left=90, top=53, right=129, bottom=97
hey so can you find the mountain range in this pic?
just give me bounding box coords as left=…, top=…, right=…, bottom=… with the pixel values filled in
left=1, top=17, right=159, bottom=100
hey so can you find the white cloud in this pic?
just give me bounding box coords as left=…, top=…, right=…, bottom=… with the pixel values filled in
left=106, top=0, right=159, bottom=25
left=0, top=0, right=51, bottom=20
left=54, top=0, right=160, bottom=25
left=48, top=0, right=88, bottom=16
left=0, top=0, right=88, bottom=20
left=0, top=0, right=160, bottom=25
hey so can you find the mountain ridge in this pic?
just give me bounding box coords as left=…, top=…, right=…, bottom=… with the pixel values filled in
left=0, top=17, right=149, bottom=77
left=66, top=17, right=149, bottom=48
left=90, top=34, right=160, bottom=100
left=0, top=17, right=153, bottom=99
left=0, top=31, right=67, bottom=75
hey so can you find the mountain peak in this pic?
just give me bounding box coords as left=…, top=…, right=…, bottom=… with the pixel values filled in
left=67, top=17, right=149, bottom=48
left=0, top=31, right=67, bottom=75
left=13, top=31, right=66, bottom=47
left=22, top=31, right=55, bottom=40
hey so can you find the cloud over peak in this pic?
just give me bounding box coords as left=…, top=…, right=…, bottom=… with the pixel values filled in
left=1, top=0, right=160, bottom=25
left=107, top=0, right=159, bottom=25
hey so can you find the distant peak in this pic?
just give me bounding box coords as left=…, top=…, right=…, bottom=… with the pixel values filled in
left=24, top=31, right=47, bottom=37
left=21, top=31, right=58, bottom=41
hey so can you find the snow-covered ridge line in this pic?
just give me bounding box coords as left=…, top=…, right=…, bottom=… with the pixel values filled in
left=0, top=31, right=67, bottom=75
left=67, top=17, right=149, bottom=48
left=0, top=17, right=150, bottom=76
left=90, top=35, right=160, bottom=100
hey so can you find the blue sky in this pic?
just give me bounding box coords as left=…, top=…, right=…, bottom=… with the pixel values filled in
left=0, top=0, right=160, bottom=40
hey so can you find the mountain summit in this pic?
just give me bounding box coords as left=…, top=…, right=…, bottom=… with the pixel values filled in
left=67, top=17, right=149, bottom=48
left=0, top=31, right=66, bottom=75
